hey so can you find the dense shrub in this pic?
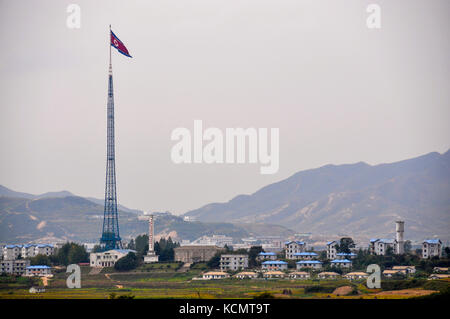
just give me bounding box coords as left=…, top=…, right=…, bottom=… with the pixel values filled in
left=380, top=278, right=425, bottom=291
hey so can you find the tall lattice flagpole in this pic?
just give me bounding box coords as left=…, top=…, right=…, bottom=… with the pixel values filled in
left=100, top=25, right=122, bottom=250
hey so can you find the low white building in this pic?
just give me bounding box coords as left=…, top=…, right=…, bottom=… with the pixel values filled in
left=89, top=249, right=136, bottom=268
left=26, top=265, right=52, bottom=276
left=263, top=271, right=285, bottom=279
left=220, top=254, right=248, bottom=271
left=289, top=271, right=310, bottom=279
left=0, top=259, right=30, bottom=275
left=422, top=239, right=442, bottom=259
left=392, top=266, right=416, bottom=275
left=344, top=272, right=368, bottom=280
left=234, top=271, right=258, bottom=279
left=318, top=272, right=340, bottom=279
left=326, top=241, right=338, bottom=260
left=285, top=241, right=306, bottom=259
left=330, top=259, right=352, bottom=268
left=296, top=260, right=323, bottom=270
left=202, top=271, right=230, bottom=280
left=261, top=260, right=288, bottom=271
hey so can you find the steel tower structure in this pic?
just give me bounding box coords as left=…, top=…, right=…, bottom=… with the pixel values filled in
left=100, top=44, right=122, bottom=250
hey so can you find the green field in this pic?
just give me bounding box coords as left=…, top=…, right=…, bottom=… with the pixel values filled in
left=0, top=265, right=448, bottom=299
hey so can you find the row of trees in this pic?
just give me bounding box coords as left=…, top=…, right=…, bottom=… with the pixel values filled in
left=29, top=242, right=89, bottom=266
left=126, top=235, right=180, bottom=262
left=114, top=236, right=180, bottom=271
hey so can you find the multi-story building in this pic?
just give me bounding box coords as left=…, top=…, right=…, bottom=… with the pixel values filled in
left=89, top=249, right=136, bottom=268
left=174, top=245, right=224, bottom=264
left=0, top=259, right=30, bottom=275
left=370, top=239, right=396, bottom=255
left=422, top=239, right=442, bottom=259
left=284, top=241, right=305, bottom=259
left=257, top=252, right=277, bottom=261
left=3, top=245, right=22, bottom=260
left=326, top=241, right=338, bottom=260
left=21, top=245, right=37, bottom=258
left=190, top=235, right=233, bottom=247
left=220, top=254, right=248, bottom=271
left=292, top=252, right=318, bottom=260
left=4, top=244, right=56, bottom=260
left=35, top=244, right=55, bottom=256
left=296, top=260, right=323, bottom=270
left=25, top=265, right=52, bottom=277
left=261, top=260, right=288, bottom=271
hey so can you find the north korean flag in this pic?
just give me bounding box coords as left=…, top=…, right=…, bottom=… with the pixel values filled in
left=110, top=30, right=132, bottom=58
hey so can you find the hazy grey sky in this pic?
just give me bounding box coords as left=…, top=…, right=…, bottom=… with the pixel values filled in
left=1, top=0, right=449, bottom=214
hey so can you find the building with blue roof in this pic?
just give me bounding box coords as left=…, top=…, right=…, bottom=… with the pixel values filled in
left=285, top=241, right=306, bottom=260
left=25, top=265, right=52, bottom=277
left=296, top=260, right=323, bottom=270
left=422, top=239, right=442, bottom=259
left=257, top=252, right=277, bottom=261
left=336, top=252, right=357, bottom=259
left=330, top=259, right=352, bottom=268
left=326, top=240, right=338, bottom=260
left=261, top=260, right=288, bottom=271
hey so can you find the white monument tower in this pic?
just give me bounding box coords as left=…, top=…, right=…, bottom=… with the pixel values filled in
left=141, top=213, right=159, bottom=263
left=395, top=220, right=405, bottom=254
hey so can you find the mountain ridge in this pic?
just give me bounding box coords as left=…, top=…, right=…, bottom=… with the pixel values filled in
left=184, top=150, right=450, bottom=241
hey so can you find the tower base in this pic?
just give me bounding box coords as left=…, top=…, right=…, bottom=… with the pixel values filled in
left=144, top=251, right=159, bottom=263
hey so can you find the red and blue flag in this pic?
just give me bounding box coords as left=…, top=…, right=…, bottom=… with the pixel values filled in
left=110, top=30, right=132, bottom=58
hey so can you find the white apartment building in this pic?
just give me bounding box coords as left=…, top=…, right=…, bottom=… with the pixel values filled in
left=220, top=254, right=248, bottom=271
left=370, top=239, right=396, bottom=256
left=422, top=239, right=442, bottom=259
left=3, top=244, right=56, bottom=260
left=0, top=259, right=30, bottom=275
left=3, top=245, right=22, bottom=260
left=326, top=241, right=338, bottom=260
left=21, top=244, right=55, bottom=258
left=285, top=241, right=305, bottom=259
left=89, top=249, right=136, bottom=268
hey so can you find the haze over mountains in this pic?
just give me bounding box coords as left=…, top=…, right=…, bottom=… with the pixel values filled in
left=184, top=150, right=450, bottom=242
left=0, top=186, right=292, bottom=243
left=1, top=150, right=449, bottom=244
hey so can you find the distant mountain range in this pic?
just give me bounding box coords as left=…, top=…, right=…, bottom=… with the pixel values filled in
left=2, top=150, right=449, bottom=244
left=0, top=185, right=140, bottom=214
left=0, top=185, right=293, bottom=244
left=184, top=150, right=450, bottom=242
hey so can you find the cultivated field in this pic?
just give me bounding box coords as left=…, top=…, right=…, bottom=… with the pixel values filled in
left=0, top=265, right=448, bottom=299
